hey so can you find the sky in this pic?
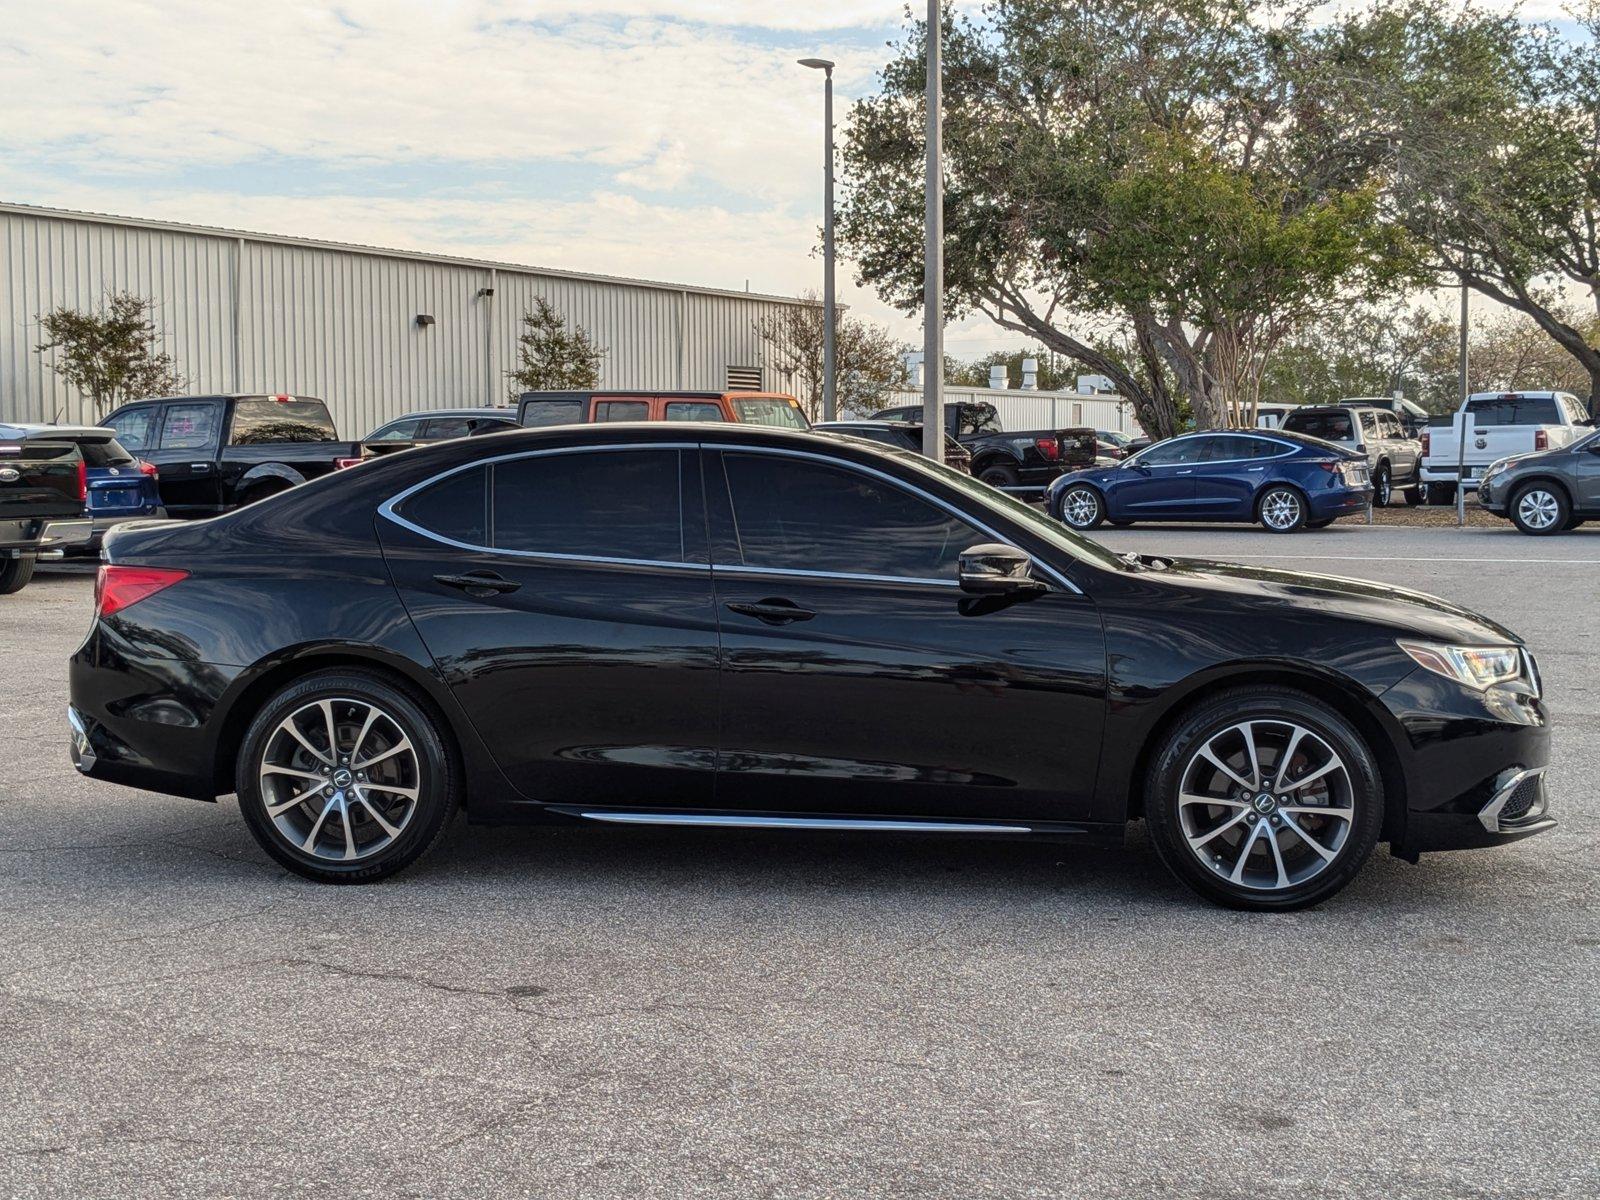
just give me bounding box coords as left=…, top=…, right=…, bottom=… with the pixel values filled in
left=0, top=1, right=1564, bottom=365
left=0, top=0, right=1024, bottom=356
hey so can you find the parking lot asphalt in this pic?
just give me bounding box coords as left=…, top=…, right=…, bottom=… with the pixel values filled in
left=2, top=524, right=1596, bottom=1199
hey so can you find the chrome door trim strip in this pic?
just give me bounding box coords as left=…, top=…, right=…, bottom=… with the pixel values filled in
left=710, top=563, right=960, bottom=588
left=702, top=442, right=1080, bottom=593
left=577, top=811, right=1033, bottom=833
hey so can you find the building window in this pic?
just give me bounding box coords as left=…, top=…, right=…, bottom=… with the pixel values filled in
left=726, top=366, right=763, bottom=391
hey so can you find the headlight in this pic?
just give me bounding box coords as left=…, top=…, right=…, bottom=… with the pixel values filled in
left=1398, top=640, right=1525, bottom=690
left=1484, top=458, right=1508, bottom=478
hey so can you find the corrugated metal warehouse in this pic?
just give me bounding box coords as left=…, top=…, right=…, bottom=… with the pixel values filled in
left=0, top=202, right=819, bottom=433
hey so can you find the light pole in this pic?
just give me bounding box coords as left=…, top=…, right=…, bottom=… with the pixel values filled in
left=799, top=57, right=837, bottom=422
left=921, top=0, right=944, bottom=462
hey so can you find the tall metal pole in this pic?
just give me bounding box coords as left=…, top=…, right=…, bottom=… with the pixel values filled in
left=822, top=66, right=837, bottom=422
left=921, top=0, right=944, bottom=462
left=1456, top=271, right=1470, bottom=527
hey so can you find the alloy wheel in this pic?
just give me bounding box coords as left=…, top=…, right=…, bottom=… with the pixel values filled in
left=258, top=698, right=421, bottom=861
left=1374, top=469, right=1391, bottom=507
left=1517, top=489, right=1560, bottom=531
left=1176, top=719, right=1355, bottom=892
left=1062, top=488, right=1100, bottom=528
left=1260, top=490, right=1302, bottom=531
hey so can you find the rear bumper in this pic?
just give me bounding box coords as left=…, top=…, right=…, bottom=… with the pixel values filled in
left=1305, top=486, right=1372, bottom=520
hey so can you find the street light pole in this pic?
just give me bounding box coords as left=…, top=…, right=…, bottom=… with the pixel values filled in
left=799, top=57, right=837, bottom=422
left=921, top=0, right=944, bottom=462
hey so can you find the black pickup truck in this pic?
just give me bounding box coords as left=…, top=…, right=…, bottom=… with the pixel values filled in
left=101, top=394, right=362, bottom=517
left=0, top=423, right=104, bottom=594
left=870, top=400, right=1100, bottom=490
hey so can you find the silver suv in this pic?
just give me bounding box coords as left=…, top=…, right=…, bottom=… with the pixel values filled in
left=1281, top=404, right=1423, bottom=506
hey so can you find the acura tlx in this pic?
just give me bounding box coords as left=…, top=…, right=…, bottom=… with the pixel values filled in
left=68, top=423, right=1553, bottom=910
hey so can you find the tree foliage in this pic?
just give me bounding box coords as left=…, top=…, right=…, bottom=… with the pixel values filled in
left=34, top=291, right=185, bottom=417
left=838, top=0, right=1418, bottom=432
left=755, top=294, right=913, bottom=418
left=507, top=298, right=605, bottom=395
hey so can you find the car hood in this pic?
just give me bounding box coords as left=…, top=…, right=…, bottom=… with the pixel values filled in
left=1136, top=554, right=1521, bottom=646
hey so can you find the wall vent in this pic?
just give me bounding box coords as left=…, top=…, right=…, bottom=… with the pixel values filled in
left=726, top=366, right=763, bottom=391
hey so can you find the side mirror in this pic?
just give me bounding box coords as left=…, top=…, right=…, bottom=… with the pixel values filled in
left=958, top=543, right=1047, bottom=595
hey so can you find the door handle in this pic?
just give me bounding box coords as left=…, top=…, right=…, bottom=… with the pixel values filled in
left=726, top=599, right=816, bottom=625
left=1176, top=468, right=1193, bottom=474
left=434, top=571, right=521, bottom=596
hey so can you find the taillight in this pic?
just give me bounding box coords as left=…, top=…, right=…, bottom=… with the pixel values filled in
left=1534, top=429, right=1548, bottom=451
left=335, top=457, right=364, bottom=470
left=1421, top=431, right=1430, bottom=455
left=76, top=459, right=88, bottom=502
left=1034, top=437, right=1061, bottom=460
left=95, top=565, right=189, bottom=618
left=138, top=460, right=158, bottom=478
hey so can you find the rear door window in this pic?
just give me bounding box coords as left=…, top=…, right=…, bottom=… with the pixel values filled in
left=421, top=417, right=476, bottom=440
left=229, top=398, right=336, bottom=445
left=395, top=466, right=489, bottom=546
left=492, top=449, right=687, bottom=563
left=716, top=451, right=983, bottom=581
left=592, top=400, right=650, bottom=422
left=105, top=406, right=157, bottom=453
left=159, top=403, right=222, bottom=451
left=665, top=402, right=726, bottom=422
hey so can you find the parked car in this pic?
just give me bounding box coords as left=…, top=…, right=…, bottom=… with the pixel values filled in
left=0, top=423, right=103, bottom=592
left=871, top=400, right=1099, bottom=489
left=1096, top=429, right=1135, bottom=459
left=102, top=394, right=363, bottom=517
left=812, top=420, right=972, bottom=473
left=1281, top=403, right=1422, bottom=506
left=71, top=423, right=1553, bottom=909
left=76, top=438, right=164, bottom=556
left=1477, top=429, right=1600, bottom=534
left=363, top=408, right=518, bottom=456
left=1253, top=404, right=1299, bottom=430
left=1047, top=430, right=1372, bottom=533
left=1420, top=391, right=1592, bottom=504
left=517, top=390, right=809, bottom=430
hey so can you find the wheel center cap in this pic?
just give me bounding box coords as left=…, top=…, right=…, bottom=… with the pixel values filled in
left=1253, top=793, right=1277, bottom=815
left=332, top=768, right=354, bottom=789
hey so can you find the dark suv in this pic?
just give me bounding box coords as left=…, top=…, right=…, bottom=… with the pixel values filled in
left=1478, top=429, right=1600, bottom=534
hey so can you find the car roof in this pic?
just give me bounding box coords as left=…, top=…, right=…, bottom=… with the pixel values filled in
left=0, top=422, right=117, bottom=441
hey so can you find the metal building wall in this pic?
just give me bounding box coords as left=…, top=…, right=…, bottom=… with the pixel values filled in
left=1, top=204, right=815, bottom=433
left=886, top=385, right=1140, bottom=435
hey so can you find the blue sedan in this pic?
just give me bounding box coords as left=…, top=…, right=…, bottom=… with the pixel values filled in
left=1045, top=430, right=1373, bottom=533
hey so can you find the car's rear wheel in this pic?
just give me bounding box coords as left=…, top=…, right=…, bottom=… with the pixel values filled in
left=1057, top=485, right=1106, bottom=530
left=236, top=670, right=459, bottom=883
left=1257, top=486, right=1307, bottom=533
left=1509, top=483, right=1569, bottom=536
left=1372, top=463, right=1392, bottom=507
left=978, top=463, right=1019, bottom=489
left=1143, top=687, right=1383, bottom=910
left=1425, top=482, right=1456, bottom=506
left=0, top=552, right=37, bottom=595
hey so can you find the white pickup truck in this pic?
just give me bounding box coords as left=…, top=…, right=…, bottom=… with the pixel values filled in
left=1420, top=390, right=1593, bottom=503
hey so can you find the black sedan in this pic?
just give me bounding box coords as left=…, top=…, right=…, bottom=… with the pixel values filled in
left=68, top=424, right=1553, bottom=909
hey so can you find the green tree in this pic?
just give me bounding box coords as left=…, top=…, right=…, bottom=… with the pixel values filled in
left=1368, top=0, right=1600, bottom=412
left=34, top=291, right=185, bottom=417
left=837, top=0, right=1416, bottom=432
left=755, top=294, right=913, bottom=419
left=1261, top=301, right=1458, bottom=411
left=507, top=298, right=605, bottom=395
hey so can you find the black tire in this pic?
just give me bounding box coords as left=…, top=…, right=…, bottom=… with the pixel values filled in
left=1508, top=482, right=1570, bottom=536
left=1565, top=516, right=1587, bottom=530
left=1403, top=484, right=1424, bottom=506
left=1143, top=686, right=1384, bottom=911
left=235, top=669, right=460, bottom=883
left=1425, top=482, right=1456, bottom=506
left=978, top=462, right=1020, bottom=489
left=1372, top=463, right=1392, bottom=507
left=1257, top=485, right=1308, bottom=533
left=0, top=552, right=37, bottom=595
left=1056, top=484, right=1106, bottom=531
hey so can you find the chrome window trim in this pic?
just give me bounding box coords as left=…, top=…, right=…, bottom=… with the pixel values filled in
left=711, top=562, right=960, bottom=589
left=378, top=441, right=707, bottom=571
left=1126, top=431, right=1299, bottom=468
left=704, top=442, right=1080, bottom=593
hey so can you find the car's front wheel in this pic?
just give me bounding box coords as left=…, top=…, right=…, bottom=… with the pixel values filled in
left=1143, top=687, right=1383, bottom=910
left=1057, top=484, right=1106, bottom=530
left=236, top=669, right=459, bottom=883
left=1257, top=486, right=1308, bottom=533
left=1372, top=463, right=1392, bottom=507
left=1510, top=483, right=1569, bottom=536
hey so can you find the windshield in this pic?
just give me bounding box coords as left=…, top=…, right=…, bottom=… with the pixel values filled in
left=734, top=397, right=809, bottom=430
left=885, top=447, right=1127, bottom=573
